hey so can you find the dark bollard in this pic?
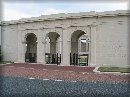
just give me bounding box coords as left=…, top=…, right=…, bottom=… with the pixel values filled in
left=57, top=53, right=58, bottom=65
left=29, top=53, right=32, bottom=63
left=70, top=53, right=72, bottom=65
left=34, top=53, right=36, bottom=63
left=87, top=54, right=88, bottom=66
left=78, top=55, right=80, bottom=66
left=76, top=54, right=78, bottom=65
left=48, top=54, right=50, bottom=64
left=54, top=54, right=56, bottom=64
left=60, top=54, right=61, bottom=64
left=51, top=54, right=54, bottom=64
left=53, top=54, right=55, bottom=64
left=70, top=53, right=71, bottom=65
left=73, top=53, right=75, bottom=65
left=53, top=54, right=54, bottom=64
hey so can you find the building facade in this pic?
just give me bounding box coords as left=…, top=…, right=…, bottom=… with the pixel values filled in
left=0, top=10, right=130, bottom=67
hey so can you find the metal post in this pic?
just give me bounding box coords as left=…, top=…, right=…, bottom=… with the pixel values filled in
left=57, top=53, right=58, bottom=64
left=76, top=54, right=78, bottom=65
left=34, top=53, right=36, bottom=63
left=79, top=55, right=80, bottom=66
left=60, top=54, right=61, bottom=64
left=48, top=54, right=50, bottom=64
left=51, top=54, right=54, bottom=64
left=53, top=54, right=55, bottom=64
left=70, top=53, right=72, bottom=65
left=73, top=53, right=75, bottom=65
left=87, top=54, right=88, bottom=66
left=54, top=53, right=55, bottom=64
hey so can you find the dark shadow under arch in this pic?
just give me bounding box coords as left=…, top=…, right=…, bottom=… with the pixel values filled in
left=45, top=32, right=61, bottom=64
left=25, top=33, right=37, bottom=63
left=70, top=30, right=89, bottom=66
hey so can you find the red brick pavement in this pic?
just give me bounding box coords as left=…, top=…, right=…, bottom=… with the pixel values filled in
left=0, top=63, right=130, bottom=83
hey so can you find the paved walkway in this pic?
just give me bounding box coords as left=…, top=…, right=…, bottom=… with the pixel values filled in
left=0, top=63, right=130, bottom=83
left=0, top=63, right=95, bottom=73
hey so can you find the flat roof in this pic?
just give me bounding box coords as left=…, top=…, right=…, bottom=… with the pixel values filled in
left=1, top=10, right=130, bottom=25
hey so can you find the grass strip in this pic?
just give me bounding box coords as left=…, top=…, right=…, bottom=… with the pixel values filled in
left=0, top=61, right=14, bottom=64
left=98, top=67, right=130, bottom=73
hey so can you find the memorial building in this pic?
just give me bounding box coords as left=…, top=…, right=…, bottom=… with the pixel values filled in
left=0, top=10, right=129, bottom=67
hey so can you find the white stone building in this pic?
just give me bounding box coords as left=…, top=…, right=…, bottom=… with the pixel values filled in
left=0, top=10, right=130, bottom=67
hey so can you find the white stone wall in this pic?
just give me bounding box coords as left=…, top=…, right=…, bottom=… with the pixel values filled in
left=1, top=10, right=130, bottom=66
left=96, top=16, right=129, bottom=67
left=1, top=25, right=18, bottom=61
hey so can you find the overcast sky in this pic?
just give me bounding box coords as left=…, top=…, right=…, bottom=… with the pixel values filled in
left=1, top=1, right=129, bottom=21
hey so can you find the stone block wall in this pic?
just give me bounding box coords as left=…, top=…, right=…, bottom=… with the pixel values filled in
left=96, top=16, right=129, bottom=67
left=1, top=10, right=130, bottom=66
left=1, top=25, right=18, bottom=62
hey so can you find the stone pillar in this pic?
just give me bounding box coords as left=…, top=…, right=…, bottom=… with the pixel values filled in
left=61, top=29, right=71, bottom=65
left=71, top=41, right=78, bottom=54
left=50, top=41, right=56, bottom=54
left=86, top=38, right=89, bottom=52
left=59, top=39, right=62, bottom=54
left=90, top=24, right=97, bottom=66
left=17, top=31, right=25, bottom=63
left=37, top=35, right=46, bottom=64
left=56, top=37, right=62, bottom=54
left=61, top=40, right=71, bottom=65
left=87, top=38, right=91, bottom=65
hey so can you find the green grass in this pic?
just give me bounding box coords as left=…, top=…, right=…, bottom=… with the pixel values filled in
left=98, top=67, right=130, bottom=73
left=0, top=61, right=14, bottom=64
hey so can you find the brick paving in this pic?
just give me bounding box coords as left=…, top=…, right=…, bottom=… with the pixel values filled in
left=0, top=63, right=130, bottom=83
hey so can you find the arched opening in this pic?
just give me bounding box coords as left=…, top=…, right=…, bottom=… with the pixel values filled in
left=70, top=30, right=90, bottom=66
left=45, top=32, right=61, bottom=64
left=25, top=33, right=37, bottom=63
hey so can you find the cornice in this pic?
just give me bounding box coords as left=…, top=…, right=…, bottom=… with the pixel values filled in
left=1, top=10, right=130, bottom=26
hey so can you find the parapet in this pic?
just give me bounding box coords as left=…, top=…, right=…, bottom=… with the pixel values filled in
left=1, top=10, right=130, bottom=25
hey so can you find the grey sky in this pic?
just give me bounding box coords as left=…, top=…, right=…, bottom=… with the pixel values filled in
left=1, top=0, right=129, bottom=21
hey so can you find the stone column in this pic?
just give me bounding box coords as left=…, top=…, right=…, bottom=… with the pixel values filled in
left=90, top=24, right=97, bottom=66
left=61, top=29, right=71, bottom=66
left=50, top=41, right=56, bottom=54
left=59, top=39, right=62, bottom=54
left=86, top=38, right=89, bottom=52
left=37, top=35, right=46, bottom=64
left=56, top=37, right=62, bottom=54
left=57, top=34, right=63, bottom=65
left=17, top=31, right=25, bottom=63
left=61, top=40, right=71, bottom=66
left=78, top=39, right=81, bottom=53
left=71, top=41, right=78, bottom=54
left=87, top=38, right=91, bottom=65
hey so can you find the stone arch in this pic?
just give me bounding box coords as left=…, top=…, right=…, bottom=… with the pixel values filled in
left=71, top=30, right=86, bottom=54
left=23, top=30, right=38, bottom=42
left=70, top=30, right=90, bottom=66
left=67, top=27, right=89, bottom=42
left=25, top=33, right=37, bottom=63
left=44, top=32, right=61, bottom=64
